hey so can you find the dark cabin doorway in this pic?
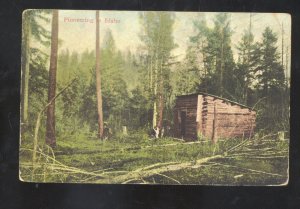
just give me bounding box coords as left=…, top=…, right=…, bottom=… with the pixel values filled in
left=180, top=111, right=186, bottom=137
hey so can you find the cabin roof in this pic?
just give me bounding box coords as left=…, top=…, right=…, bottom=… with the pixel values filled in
left=175, top=92, right=254, bottom=110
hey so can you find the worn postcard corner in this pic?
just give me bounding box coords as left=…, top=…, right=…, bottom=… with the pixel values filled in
left=19, top=10, right=290, bottom=185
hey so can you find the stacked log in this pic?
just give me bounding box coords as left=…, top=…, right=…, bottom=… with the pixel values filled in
left=174, top=95, right=198, bottom=140
left=174, top=94, right=256, bottom=141
left=199, top=95, right=256, bottom=140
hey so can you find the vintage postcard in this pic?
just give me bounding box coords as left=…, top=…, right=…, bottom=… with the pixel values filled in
left=19, top=10, right=290, bottom=185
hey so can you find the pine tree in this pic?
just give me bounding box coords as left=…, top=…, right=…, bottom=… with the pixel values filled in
left=95, top=10, right=104, bottom=139
left=256, top=27, right=285, bottom=94
left=45, top=10, right=59, bottom=147
left=254, top=27, right=286, bottom=131
left=192, top=13, right=235, bottom=99
left=139, top=12, right=176, bottom=136
left=21, top=10, right=51, bottom=124
left=235, top=29, right=260, bottom=104
left=80, top=28, right=129, bottom=133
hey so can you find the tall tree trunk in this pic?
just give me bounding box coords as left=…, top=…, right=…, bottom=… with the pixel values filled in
left=152, top=50, right=159, bottom=129
left=152, top=61, right=158, bottom=129
left=45, top=10, right=59, bottom=147
left=150, top=53, right=153, bottom=91
left=285, top=46, right=289, bottom=86
left=152, top=14, right=162, bottom=130
left=220, top=28, right=224, bottom=97
left=245, top=18, right=252, bottom=104
left=157, top=58, right=164, bottom=136
left=96, top=10, right=104, bottom=138
left=21, top=12, right=31, bottom=124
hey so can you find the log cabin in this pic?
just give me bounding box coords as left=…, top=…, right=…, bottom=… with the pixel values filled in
left=173, top=93, right=256, bottom=142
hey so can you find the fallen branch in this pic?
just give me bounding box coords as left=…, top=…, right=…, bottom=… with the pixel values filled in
left=153, top=172, right=181, bottom=184
left=96, top=154, right=223, bottom=184
left=32, top=78, right=78, bottom=162
left=31, top=78, right=77, bottom=180
left=21, top=148, right=107, bottom=182
left=227, top=139, right=251, bottom=153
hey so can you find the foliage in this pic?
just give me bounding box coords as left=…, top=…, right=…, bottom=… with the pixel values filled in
left=23, top=11, right=290, bottom=140
left=22, top=10, right=51, bottom=69
left=79, top=29, right=130, bottom=132
left=138, top=12, right=177, bottom=130
left=25, top=63, right=48, bottom=137
left=181, top=13, right=289, bottom=132
left=19, top=133, right=288, bottom=184
left=20, top=11, right=290, bottom=184
left=253, top=27, right=288, bottom=131
left=189, top=13, right=236, bottom=98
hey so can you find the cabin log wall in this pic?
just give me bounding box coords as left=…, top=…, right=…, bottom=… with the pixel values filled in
left=174, top=95, right=198, bottom=140
left=174, top=94, right=256, bottom=141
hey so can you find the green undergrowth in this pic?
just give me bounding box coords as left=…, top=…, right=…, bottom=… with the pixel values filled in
left=19, top=131, right=289, bottom=185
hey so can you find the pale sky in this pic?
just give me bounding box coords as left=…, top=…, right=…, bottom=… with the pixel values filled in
left=36, top=10, right=291, bottom=76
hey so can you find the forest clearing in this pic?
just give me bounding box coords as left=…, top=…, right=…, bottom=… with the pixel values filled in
left=19, top=132, right=288, bottom=184
left=20, top=10, right=290, bottom=184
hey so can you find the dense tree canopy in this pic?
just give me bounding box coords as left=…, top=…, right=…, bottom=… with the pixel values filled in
left=23, top=12, right=289, bottom=143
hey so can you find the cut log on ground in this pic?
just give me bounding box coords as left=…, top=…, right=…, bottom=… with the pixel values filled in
left=96, top=154, right=223, bottom=184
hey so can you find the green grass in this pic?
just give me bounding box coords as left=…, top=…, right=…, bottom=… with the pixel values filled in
left=19, top=132, right=289, bottom=185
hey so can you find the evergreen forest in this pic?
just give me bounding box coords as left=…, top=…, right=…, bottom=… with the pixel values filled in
left=20, top=10, right=290, bottom=185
